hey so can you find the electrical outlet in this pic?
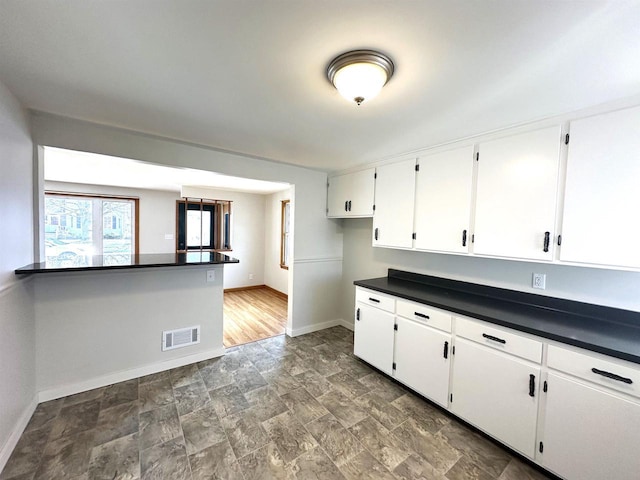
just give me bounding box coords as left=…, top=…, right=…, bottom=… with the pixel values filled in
left=206, top=270, right=216, bottom=282
left=249, top=273, right=254, bottom=280
left=532, top=273, right=546, bottom=290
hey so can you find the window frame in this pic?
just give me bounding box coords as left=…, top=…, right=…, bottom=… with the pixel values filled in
left=175, top=198, right=233, bottom=253
left=280, top=199, right=290, bottom=270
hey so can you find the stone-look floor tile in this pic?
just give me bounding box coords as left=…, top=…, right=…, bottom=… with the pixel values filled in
left=281, top=388, right=329, bottom=425
left=0, top=427, right=51, bottom=479
left=317, top=390, right=368, bottom=428
left=338, top=450, right=396, bottom=480
left=88, top=432, right=139, bottom=480
left=277, top=355, right=312, bottom=377
left=0, top=472, right=35, bottom=480
left=293, top=370, right=333, bottom=398
left=497, top=458, right=552, bottom=480
left=326, top=372, right=370, bottom=398
left=244, top=386, right=289, bottom=422
left=261, top=369, right=302, bottom=396
left=94, top=401, right=139, bottom=447
left=392, top=394, right=449, bottom=433
left=138, top=378, right=174, bottom=413
left=169, top=363, right=202, bottom=389
left=181, top=406, right=227, bottom=455
left=101, top=379, right=138, bottom=410
left=208, top=384, right=249, bottom=418
left=288, top=446, right=346, bottom=480
left=305, top=414, right=363, bottom=466
left=250, top=354, right=283, bottom=373
left=309, top=353, right=342, bottom=377
left=199, top=365, right=234, bottom=391
left=138, top=370, right=170, bottom=385
left=174, top=379, right=211, bottom=416
left=24, top=399, right=64, bottom=433
left=138, top=403, right=181, bottom=450
left=259, top=336, right=297, bottom=358
left=237, top=442, right=293, bottom=480
left=49, top=399, right=101, bottom=441
left=140, top=437, right=190, bottom=480
left=232, top=363, right=268, bottom=393
left=34, top=430, right=95, bottom=480
left=353, top=392, right=407, bottom=431
left=189, top=440, right=244, bottom=480
left=221, top=407, right=271, bottom=459
left=393, top=418, right=461, bottom=473
left=262, top=411, right=317, bottom=463
left=348, top=416, right=411, bottom=471
left=312, top=344, right=342, bottom=362
left=63, top=388, right=105, bottom=407
left=437, top=422, right=511, bottom=477
left=445, top=455, right=495, bottom=480
left=335, top=353, right=373, bottom=379
left=358, top=372, right=406, bottom=403
left=198, top=350, right=250, bottom=373
left=394, top=453, right=448, bottom=480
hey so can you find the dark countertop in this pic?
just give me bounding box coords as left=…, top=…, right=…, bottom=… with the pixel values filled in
left=355, top=269, right=640, bottom=365
left=15, top=252, right=239, bottom=275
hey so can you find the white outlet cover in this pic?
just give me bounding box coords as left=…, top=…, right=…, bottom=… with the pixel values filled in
left=532, top=273, right=546, bottom=290
left=164, top=233, right=174, bottom=240
left=206, top=270, right=216, bottom=282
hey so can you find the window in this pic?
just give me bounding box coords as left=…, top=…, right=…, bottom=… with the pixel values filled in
left=176, top=198, right=232, bottom=252
left=44, top=192, right=139, bottom=267
left=280, top=200, right=290, bottom=269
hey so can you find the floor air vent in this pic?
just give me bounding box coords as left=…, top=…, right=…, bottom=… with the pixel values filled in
left=162, top=325, right=200, bottom=351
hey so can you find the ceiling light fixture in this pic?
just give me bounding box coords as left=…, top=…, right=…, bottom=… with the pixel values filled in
left=327, top=50, right=394, bottom=106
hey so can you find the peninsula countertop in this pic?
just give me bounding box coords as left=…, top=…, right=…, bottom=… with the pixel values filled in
left=15, top=252, right=239, bottom=275
left=355, top=269, right=640, bottom=365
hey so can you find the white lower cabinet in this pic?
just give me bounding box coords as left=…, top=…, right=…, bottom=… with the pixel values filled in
left=353, top=302, right=395, bottom=375
left=394, top=316, right=451, bottom=407
left=542, top=372, right=640, bottom=480
left=450, top=337, right=540, bottom=458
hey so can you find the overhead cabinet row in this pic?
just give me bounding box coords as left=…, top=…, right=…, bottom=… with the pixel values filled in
left=328, top=105, right=640, bottom=269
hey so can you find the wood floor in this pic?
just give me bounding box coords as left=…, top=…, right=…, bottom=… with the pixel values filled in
left=223, top=287, right=288, bottom=347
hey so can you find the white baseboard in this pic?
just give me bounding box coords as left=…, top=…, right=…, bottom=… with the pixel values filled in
left=337, top=318, right=354, bottom=331
left=289, top=319, right=353, bottom=337
left=38, top=347, right=226, bottom=403
left=0, top=393, right=38, bottom=473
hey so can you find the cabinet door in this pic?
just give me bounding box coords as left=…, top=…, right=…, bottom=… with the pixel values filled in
left=354, top=303, right=395, bottom=375
left=542, top=373, right=640, bottom=480
left=451, top=338, right=540, bottom=458
left=560, top=106, right=640, bottom=268
left=414, top=146, right=474, bottom=253
left=394, top=317, right=451, bottom=407
left=348, top=168, right=375, bottom=217
left=327, top=174, right=350, bottom=217
left=373, top=159, right=416, bottom=248
left=474, top=126, right=561, bottom=261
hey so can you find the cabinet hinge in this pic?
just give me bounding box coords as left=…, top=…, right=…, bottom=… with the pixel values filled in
left=326, top=208, right=328, bottom=214
left=450, top=393, right=453, bottom=403
left=412, top=233, right=416, bottom=240
left=415, top=164, right=420, bottom=172
left=471, top=234, right=475, bottom=243
left=452, top=345, right=455, bottom=355
left=543, top=380, right=548, bottom=393
left=374, top=172, right=377, bottom=179
left=392, top=362, right=397, bottom=370
left=557, top=235, right=562, bottom=246
left=539, top=442, right=544, bottom=453
left=394, top=323, right=398, bottom=331
left=476, top=152, right=479, bottom=161
left=373, top=204, right=376, bottom=211
left=565, top=133, right=570, bottom=145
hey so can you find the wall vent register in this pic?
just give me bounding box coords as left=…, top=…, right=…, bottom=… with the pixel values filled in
left=162, top=325, right=200, bottom=351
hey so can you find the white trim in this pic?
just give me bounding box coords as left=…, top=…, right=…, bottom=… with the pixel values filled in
left=0, top=393, right=38, bottom=473
left=337, top=318, right=354, bottom=331
left=37, top=347, right=225, bottom=402
left=288, top=319, right=346, bottom=337
left=293, top=257, right=343, bottom=264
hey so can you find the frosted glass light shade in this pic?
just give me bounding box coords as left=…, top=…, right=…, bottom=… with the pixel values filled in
left=327, top=50, right=394, bottom=105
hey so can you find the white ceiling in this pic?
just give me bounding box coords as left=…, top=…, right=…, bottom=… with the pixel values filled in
left=44, top=147, right=290, bottom=194
left=1, top=1, right=639, bottom=172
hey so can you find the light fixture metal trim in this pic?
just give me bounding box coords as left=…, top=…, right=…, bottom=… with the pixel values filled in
left=327, top=49, right=395, bottom=105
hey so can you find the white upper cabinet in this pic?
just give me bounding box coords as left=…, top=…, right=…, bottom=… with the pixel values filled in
left=474, top=126, right=562, bottom=261
left=559, top=106, right=640, bottom=268
left=373, top=158, right=417, bottom=249
left=414, top=146, right=475, bottom=254
left=327, top=168, right=375, bottom=218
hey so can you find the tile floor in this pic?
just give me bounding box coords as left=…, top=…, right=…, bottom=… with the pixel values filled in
left=0, top=326, right=553, bottom=480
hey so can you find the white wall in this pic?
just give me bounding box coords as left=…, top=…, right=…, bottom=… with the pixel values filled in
left=0, top=81, right=37, bottom=470
left=30, top=112, right=344, bottom=335
left=264, top=189, right=291, bottom=295
left=45, top=181, right=179, bottom=254
left=340, top=218, right=640, bottom=327
left=182, top=186, right=267, bottom=290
